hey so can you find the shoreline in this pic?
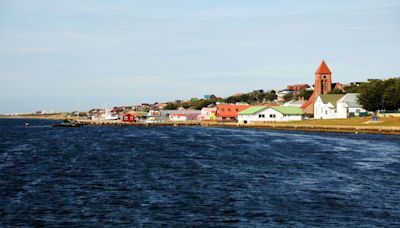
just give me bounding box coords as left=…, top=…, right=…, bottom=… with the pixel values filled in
left=75, top=119, right=400, bottom=135
left=2, top=116, right=399, bottom=135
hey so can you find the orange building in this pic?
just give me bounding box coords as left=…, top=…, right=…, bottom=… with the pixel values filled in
left=216, top=104, right=250, bottom=121
left=287, top=84, right=310, bottom=93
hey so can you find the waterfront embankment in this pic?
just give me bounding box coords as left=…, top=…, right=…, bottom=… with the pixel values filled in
left=75, top=118, right=400, bottom=135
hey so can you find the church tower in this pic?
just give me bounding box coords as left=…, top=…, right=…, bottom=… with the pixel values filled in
left=313, top=60, right=332, bottom=95
left=301, top=60, right=333, bottom=114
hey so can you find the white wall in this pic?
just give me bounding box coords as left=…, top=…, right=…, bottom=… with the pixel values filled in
left=238, top=108, right=302, bottom=123
left=314, top=97, right=337, bottom=119
left=169, top=115, right=187, bottom=121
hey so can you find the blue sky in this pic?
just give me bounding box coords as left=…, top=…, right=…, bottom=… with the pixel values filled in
left=0, top=0, right=399, bottom=113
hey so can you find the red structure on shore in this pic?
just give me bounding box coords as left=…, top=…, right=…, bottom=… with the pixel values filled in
left=301, top=61, right=333, bottom=114
left=121, top=114, right=135, bottom=123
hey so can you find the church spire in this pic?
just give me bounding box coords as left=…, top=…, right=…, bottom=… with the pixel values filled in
left=315, top=60, right=331, bottom=74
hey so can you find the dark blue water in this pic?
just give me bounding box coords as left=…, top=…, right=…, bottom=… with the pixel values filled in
left=1, top=119, right=399, bottom=227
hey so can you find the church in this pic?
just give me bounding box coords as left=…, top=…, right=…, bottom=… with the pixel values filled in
left=301, top=61, right=344, bottom=114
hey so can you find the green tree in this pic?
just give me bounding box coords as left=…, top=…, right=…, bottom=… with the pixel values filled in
left=329, top=89, right=345, bottom=94
left=358, top=80, right=385, bottom=111
left=299, top=89, right=313, bottom=100
left=264, top=92, right=277, bottom=101
left=283, top=93, right=294, bottom=102
left=163, top=103, right=179, bottom=110
left=382, top=79, right=400, bottom=110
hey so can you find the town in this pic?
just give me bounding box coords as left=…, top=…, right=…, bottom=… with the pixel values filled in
left=5, top=61, right=399, bottom=126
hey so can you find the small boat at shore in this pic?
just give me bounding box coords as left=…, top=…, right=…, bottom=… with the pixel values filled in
left=52, top=119, right=82, bottom=128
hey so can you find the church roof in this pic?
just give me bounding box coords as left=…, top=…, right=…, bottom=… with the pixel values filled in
left=315, top=60, right=332, bottom=74
left=318, top=94, right=345, bottom=108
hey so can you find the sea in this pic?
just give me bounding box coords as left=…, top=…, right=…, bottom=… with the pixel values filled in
left=0, top=119, right=399, bottom=227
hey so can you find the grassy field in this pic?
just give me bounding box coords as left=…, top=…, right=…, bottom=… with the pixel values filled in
left=273, top=117, right=400, bottom=127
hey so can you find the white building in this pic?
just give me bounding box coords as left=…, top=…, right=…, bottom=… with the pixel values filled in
left=238, top=106, right=303, bottom=124
left=314, top=93, right=366, bottom=119
left=165, top=110, right=201, bottom=122
left=283, top=100, right=305, bottom=107
left=198, top=107, right=217, bottom=121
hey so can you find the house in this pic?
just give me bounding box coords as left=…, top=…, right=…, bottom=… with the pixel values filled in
left=238, top=106, right=303, bottom=124
left=198, top=107, right=217, bottom=121
left=121, top=113, right=135, bottom=123
left=160, top=110, right=201, bottom=122
left=287, top=84, right=310, bottom=93
left=169, top=112, right=200, bottom=121
left=216, top=103, right=250, bottom=121
left=314, top=93, right=366, bottom=119
left=283, top=99, right=305, bottom=107
left=276, top=89, right=294, bottom=102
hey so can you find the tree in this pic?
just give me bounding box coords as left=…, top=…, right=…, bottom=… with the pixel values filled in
left=329, top=89, right=345, bottom=94
left=382, top=79, right=400, bottom=110
left=299, top=89, right=313, bottom=100
left=264, top=92, right=277, bottom=101
left=343, top=84, right=362, bottom=93
left=163, top=103, right=179, bottom=110
left=358, top=80, right=385, bottom=111
left=283, top=93, right=294, bottom=102
left=358, top=78, right=400, bottom=111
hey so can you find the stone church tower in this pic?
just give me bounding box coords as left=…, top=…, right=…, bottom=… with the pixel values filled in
left=313, top=60, right=332, bottom=95
left=301, top=61, right=333, bottom=114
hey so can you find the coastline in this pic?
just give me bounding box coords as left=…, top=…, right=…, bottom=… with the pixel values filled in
left=0, top=114, right=72, bottom=120
left=2, top=116, right=399, bottom=135
left=74, top=119, right=400, bottom=135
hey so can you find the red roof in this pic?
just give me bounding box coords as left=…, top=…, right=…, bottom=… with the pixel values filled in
left=300, top=97, right=314, bottom=109
left=315, top=60, right=331, bottom=74
left=216, top=104, right=250, bottom=118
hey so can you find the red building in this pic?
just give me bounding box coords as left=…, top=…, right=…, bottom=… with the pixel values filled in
left=121, top=113, right=135, bottom=123
left=287, top=84, right=310, bottom=93
left=216, top=104, right=250, bottom=121
left=301, top=60, right=340, bottom=114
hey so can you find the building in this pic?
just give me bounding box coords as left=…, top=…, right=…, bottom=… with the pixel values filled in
left=198, top=107, right=217, bottom=121
left=121, top=113, right=135, bottom=123
left=216, top=103, right=250, bottom=121
left=159, top=110, right=201, bottom=122
left=169, top=112, right=200, bottom=121
left=276, top=89, right=294, bottom=102
left=238, top=106, right=303, bottom=124
left=287, top=84, right=310, bottom=93
left=314, top=93, right=366, bottom=119
left=301, top=60, right=344, bottom=114
left=283, top=99, right=305, bottom=107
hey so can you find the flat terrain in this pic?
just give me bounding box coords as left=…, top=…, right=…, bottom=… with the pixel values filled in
left=272, top=117, right=400, bottom=127
left=0, top=114, right=73, bottom=120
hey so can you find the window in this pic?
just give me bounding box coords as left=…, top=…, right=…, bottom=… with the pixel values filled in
left=259, top=114, right=265, bottom=118
left=269, top=114, right=276, bottom=118
left=221, top=108, right=225, bottom=112
left=325, top=110, right=328, bottom=115
left=236, top=109, right=239, bottom=112
left=228, top=108, right=231, bottom=112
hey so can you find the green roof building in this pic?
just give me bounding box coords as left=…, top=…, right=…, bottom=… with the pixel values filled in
left=238, top=106, right=303, bottom=124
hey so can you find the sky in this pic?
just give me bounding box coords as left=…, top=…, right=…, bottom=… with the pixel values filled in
left=0, top=0, right=399, bottom=113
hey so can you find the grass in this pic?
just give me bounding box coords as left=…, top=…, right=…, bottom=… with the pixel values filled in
left=274, top=117, right=400, bottom=127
